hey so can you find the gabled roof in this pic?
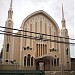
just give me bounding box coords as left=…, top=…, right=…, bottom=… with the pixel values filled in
left=21, top=10, right=60, bottom=31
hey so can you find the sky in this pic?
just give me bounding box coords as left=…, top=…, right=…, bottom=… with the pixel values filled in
left=0, top=0, right=75, bottom=58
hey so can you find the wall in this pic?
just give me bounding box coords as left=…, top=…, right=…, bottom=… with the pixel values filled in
left=45, top=71, right=75, bottom=75
left=0, top=64, right=18, bottom=70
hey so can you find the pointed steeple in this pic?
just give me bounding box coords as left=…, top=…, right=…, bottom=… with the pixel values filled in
left=61, top=4, right=66, bottom=28
left=5, top=0, right=13, bottom=29
left=4, top=0, right=14, bottom=64
left=10, top=0, right=13, bottom=9
left=62, top=4, right=64, bottom=19
left=8, top=0, right=13, bottom=19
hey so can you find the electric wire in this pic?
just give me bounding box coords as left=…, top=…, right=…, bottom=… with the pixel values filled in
left=0, top=26, right=75, bottom=40
left=0, top=30, right=75, bottom=45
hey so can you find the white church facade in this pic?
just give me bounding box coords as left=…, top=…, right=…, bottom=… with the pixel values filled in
left=2, top=0, right=71, bottom=71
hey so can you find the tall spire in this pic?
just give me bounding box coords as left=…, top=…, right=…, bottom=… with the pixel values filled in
left=10, top=0, right=13, bottom=9
left=61, top=4, right=66, bottom=28
left=8, top=0, right=13, bottom=19
left=62, top=4, right=64, bottom=19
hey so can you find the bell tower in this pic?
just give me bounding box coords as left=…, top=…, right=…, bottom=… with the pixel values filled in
left=3, top=0, right=14, bottom=64
left=60, top=4, right=71, bottom=70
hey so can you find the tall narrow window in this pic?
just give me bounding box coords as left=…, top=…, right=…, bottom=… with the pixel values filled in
left=66, top=48, right=68, bottom=55
left=54, top=32, right=56, bottom=48
left=24, top=56, right=26, bottom=66
left=45, top=23, right=47, bottom=37
left=57, top=58, right=59, bottom=66
left=52, top=60, right=53, bottom=66
left=40, top=21, right=42, bottom=32
left=54, top=59, right=56, bottom=66
left=50, top=27, right=51, bottom=48
left=39, top=44, right=40, bottom=56
left=45, top=45, right=47, bottom=54
left=27, top=54, right=31, bottom=66
left=43, top=44, right=44, bottom=55
left=35, top=22, right=37, bottom=33
left=7, top=43, right=9, bottom=52
left=30, top=24, right=32, bottom=47
left=24, top=27, right=27, bottom=46
left=36, top=44, right=38, bottom=57
left=41, top=44, right=42, bottom=56
left=31, top=57, right=33, bottom=66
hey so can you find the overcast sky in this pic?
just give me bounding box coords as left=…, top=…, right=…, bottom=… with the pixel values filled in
left=0, top=0, right=75, bottom=58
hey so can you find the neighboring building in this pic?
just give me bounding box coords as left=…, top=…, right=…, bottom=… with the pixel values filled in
left=2, top=0, right=71, bottom=71
left=71, top=58, right=75, bottom=71
left=0, top=48, right=3, bottom=64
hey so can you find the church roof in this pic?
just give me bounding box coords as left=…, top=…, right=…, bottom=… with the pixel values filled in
left=21, top=10, right=60, bottom=31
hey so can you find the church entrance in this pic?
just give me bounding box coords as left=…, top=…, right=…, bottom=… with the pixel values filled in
left=36, top=61, right=45, bottom=70
left=35, top=58, right=50, bottom=71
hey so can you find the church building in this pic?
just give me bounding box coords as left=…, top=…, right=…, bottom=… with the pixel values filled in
left=2, top=0, right=71, bottom=71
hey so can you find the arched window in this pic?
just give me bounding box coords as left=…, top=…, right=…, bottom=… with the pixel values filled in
left=24, top=56, right=26, bottom=66
left=7, top=43, right=9, bottom=52
left=27, top=54, right=31, bottom=66
left=31, top=57, right=33, bottom=66
left=24, top=54, right=34, bottom=67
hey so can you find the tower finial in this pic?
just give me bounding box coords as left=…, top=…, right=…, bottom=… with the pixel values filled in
left=61, top=4, right=66, bottom=28
left=8, top=0, right=13, bottom=19
left=10, top=0, right=13, bottom=8
left=62, top=4, right=64, bottom=19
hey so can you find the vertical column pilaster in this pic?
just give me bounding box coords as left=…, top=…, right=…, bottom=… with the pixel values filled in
left=38, top=44, right=39, bottom=56
left=20, top=30, right=23, bottom=69
left=43, top=44, right=44, bottom=55
left=30, top=57, right=31, bottom=67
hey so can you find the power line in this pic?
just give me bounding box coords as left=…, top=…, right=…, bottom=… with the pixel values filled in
left=0, top=30, right=75, bottom=45
left=0, top=26, right=75, bottom=40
